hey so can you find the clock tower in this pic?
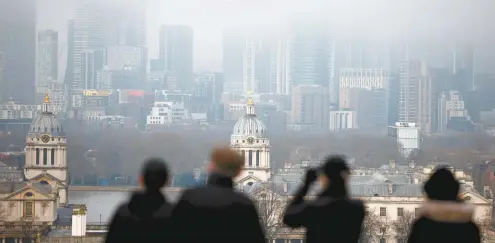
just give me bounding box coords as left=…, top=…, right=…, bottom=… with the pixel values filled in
left=230, top=96, right=271, bottom=185
left=25, top=93, right=69, bottom=206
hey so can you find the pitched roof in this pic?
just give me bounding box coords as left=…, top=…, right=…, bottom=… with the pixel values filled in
left=0, top=182, right=52, bottom=197
left=31, top=173, right=63, bottom=183
left=0, top=182, right=27, bottom=194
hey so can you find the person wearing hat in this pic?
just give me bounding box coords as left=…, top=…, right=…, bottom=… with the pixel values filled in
left=283, top=155, right=365, bottom=243
left=105, top=158, right=173, bottom=243
left=407, top=167, right=481, bottom=243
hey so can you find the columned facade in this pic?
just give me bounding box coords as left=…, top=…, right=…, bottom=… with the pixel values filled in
left=230, top=97, right=271, bottom=185
left=24, top=94, right=69, bottom=206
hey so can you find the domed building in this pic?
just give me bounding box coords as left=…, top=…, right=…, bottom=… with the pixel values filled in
left=230, top=97, right=271, bottom=185
left=24, top=93, right=69, bottom=206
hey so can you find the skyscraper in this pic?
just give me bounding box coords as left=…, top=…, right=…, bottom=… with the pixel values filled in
left=0, top=0, right=36, bottom=104
left=271, top=36, right=291, bottom=95
left=64, top=20, right=75, bottom=87
left=159, top=25, right=193, bottom=92
left=37, top=30, right=59, bottom=103
left=288, top=21, right=335, bottom=102
left=72, top=0, right=147, bottom=90
left=290, top=85, right=329, bottom=130
left=73, top=0, right=106, bottom=90
left=399, top=60, right=433, bottom=133
left=222, top=29, right=245, bottom=94
left=104, top=0, right=146, bottom=47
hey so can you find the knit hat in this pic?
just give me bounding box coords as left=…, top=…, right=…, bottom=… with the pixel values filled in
left=424, top=167, right=460, bottom=201
left=321, top=155, right=350, bottom=179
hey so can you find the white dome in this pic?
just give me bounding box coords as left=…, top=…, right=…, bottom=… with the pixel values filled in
left=232, top=97, right=267, bottom=138
left=29, top=94, right=64, bottom=135
left=233, top=114, right=266, bottom=137
left=29, top=112, right=64, bottom=135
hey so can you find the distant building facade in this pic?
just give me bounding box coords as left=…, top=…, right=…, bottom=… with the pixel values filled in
left=230, top=97, right=271, bottom=185
left=329, top=110, right=357, bottom=131
left=37, top=30, right=59, bottom=104
left=158, top=25, right=193, bottom=91
left=0, top=94, right=69, bottom=241
left=290, top=85, right=329, bottom=131
left=438, top=90, right=471, bottom=132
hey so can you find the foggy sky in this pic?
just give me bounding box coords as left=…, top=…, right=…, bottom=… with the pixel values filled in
left=38, top=0, right=495, bottom=75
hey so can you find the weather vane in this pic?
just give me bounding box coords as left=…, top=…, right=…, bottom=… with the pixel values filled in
left=44, top=92, right=50, bottom=104
left=247, top=91, right=253, bottom=105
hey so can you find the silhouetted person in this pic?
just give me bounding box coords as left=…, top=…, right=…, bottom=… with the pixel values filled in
left=283, top=156, right=365, bottom=243
left=105, top=158, right=172, bottom=243
left=407, top=167, right=481, bottom=243
left=170, top=147, right=265, bottom=243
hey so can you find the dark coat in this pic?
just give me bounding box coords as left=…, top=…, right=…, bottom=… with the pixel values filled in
left=283, top=185, right=365, bottom=243
left=105, top=190, right=173, bottom=243
left=170, top=173, right=266, bottom=243
left=407, top=201, right=481, bottom=243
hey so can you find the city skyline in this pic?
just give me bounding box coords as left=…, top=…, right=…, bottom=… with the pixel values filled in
left=38, top=0, right=495, bottom=75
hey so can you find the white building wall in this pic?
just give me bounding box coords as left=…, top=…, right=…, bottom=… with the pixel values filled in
left=329, top=111, right=357, bottom=131
left=394, top=122, right=420, bottom=158
left=274, top=37, right=291, bottom=95
left=230, top=136, right=271, bottom=185
left=339, top=68, right=388, bottom=90
left=146, top=101, right=190, bottom=126
left=362, top=198, right=490, bottom=243
left=438, top=90, right=470, bottom=132
left=25, top=134, right=68, bottom=206
left=0, top=103, right=43, bottom=119
left=1, top=200, right=57, bottom=223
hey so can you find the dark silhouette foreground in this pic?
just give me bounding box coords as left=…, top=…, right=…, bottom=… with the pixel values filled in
left=170, top=147, right=266, bottom=243
left=104, top=156, right=483, bottom=243
left=284, top=156, right=365, bottom=243
left=407, top=167, right=481, bottom=243
left=105, top=158, right=172, bottom=243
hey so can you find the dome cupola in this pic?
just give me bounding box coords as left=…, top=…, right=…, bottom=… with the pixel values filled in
left=232, top=96, right=266, bottom=138
left=29, top=93, right=64, bottom=135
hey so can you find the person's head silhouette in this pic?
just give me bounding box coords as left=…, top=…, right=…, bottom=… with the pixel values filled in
left=424, top=167, right=460, bottom=201
left=208, top=147, right=244, bottom=178
left=139, top=158, right=169, bottom=192
left=320, top=155, right=350, bottom=197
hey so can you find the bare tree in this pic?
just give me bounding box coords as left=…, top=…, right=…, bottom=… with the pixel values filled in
left=0, top=203, right=6, bottom=235
left=393, top=210, right=416, bottom=243
left=359, top=209, right=391, bottom=243
left=0, top=203, right=6, bottom=220
left=20, top=218, right=37, bottom=241
left=250, top=185, right=287, bottom=242
left=478, top=209, right=493, bottom=242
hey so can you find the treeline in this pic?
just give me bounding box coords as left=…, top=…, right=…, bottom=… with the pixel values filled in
left=1, top=127, right=494, bottom=179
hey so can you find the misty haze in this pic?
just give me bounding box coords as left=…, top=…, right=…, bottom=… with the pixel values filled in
left=0, top=0, right=495, bottom=242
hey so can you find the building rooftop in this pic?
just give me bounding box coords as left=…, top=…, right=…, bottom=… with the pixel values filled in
left=0, top=181, right=52, bottom=195
left=0, top=162, right=24, bottom=182
left=241, top=180, right=476, bottom=198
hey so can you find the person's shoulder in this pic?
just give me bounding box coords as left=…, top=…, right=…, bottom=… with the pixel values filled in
left=466, top=221, right=481, bottom=233
left=177, top=187, right=201, bottom=202
left=348, top=198, right=365, bottom=208
left=112, top=201, right=132, bottom=218
left=233, top=190, right=256, bottom=205
left=411, top=216, right=432, bottom=229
